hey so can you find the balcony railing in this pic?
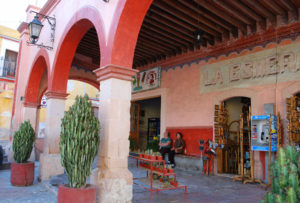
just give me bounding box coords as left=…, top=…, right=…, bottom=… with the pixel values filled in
left=0, top=58, right=16, bottom=78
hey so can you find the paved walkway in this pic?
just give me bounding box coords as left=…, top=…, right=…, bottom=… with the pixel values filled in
left=0, top=160, right=266, bottom=203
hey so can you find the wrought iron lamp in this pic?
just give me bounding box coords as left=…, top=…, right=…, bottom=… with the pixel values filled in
left=27, top=11, right=56, bottom=50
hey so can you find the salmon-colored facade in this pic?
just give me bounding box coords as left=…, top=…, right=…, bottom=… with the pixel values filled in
left=12, top=0, right=300, bottom=201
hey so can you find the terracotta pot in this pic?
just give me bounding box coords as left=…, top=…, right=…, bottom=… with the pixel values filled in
left=10, top=162, right=34, bottom=186
left=57, top=184, right=96, bottom=203
left=157, top=156, right=162, bottom=161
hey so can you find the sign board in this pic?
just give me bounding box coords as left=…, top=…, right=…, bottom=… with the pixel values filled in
left=251, top=115, right=277, bottom=151
left=132, top=67, right=161, bottom=93
left=200, top=42, right=300, bottom=93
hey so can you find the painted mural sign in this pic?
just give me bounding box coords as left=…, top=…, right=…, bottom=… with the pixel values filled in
left=200, top=42, right=300, bottom=93
left=132, top=66, right=161, bottom=93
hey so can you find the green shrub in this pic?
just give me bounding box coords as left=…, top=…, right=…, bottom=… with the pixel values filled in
left=147, top=136, right=160, bottom=152
left=12, top=121, right=35, bottom=163
left=60, top=95, right=100, bottom=188
left=262, top=146, right=300, bottom=203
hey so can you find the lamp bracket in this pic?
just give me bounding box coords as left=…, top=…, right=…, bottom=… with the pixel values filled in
left=27, top=11, right=56, bottom=50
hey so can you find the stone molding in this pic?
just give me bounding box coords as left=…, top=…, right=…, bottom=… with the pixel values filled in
left=23, top=101, right=39, bottom=108
left=93, top=64, right=138, bottom=82
left=45, top=91, right=69, bottom=100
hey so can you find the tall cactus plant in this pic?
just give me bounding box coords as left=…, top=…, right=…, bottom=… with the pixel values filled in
left=12, top=121, right=35, bottom=163
left=60, top=95, right=100, bottom=188
left=262, top=146, right=300, bottom=203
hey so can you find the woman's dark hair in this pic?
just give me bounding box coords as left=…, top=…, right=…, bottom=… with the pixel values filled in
left=176, top=132, right=183, bottom=139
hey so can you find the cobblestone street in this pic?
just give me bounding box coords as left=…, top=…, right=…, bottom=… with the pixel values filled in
left=0, top=159, right=266, bottom=203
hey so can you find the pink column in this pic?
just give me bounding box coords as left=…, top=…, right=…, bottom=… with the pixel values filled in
left=39, top=91, right=68, bottom=181
left=92, top=65, right=138, bottom=202
left=22, top=102, right=39, bottom=162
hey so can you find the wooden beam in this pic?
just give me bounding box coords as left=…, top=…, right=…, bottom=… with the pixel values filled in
left=144, top=18, right=194, bottom=42
left=147, top=12, right=195, bottom=40
left=138, top=32, right=181, bottom=51
left=140, top=29, right=187, bottom=51
left=291, top=0, right=300, bottom=8
left=242, top=0, right=276, bottom=26
left=150, top=7, right=214, bottom=41
left=136, top=39, right=174, bottom=54
left=228, top=0, right=265, bottom=22
left=260, top=0, right=286, bottom=15
left=153, top=1, right=221, bottom=38
left=163, top=0, right=228, bottom=35
left=213, top=0, right=255, bottom=25
left=194, top=0, right=247, bottom=34
left=179, top=0, right=234, bottom=31
left=276, top=0, right=297, bottom=12
left=142, top=23, right=192, bottom=46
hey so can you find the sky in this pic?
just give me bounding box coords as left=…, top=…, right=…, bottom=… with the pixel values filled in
left=0, top=0, right=47, bottom=30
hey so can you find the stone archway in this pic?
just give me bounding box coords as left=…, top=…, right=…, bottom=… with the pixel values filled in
left=49, top=6, right=106, bottom=94
left=106, top=0, right=153, bottom=67
left=39, top=6, right=106, bottom=181
left=23, top=48, right=50, bottom=131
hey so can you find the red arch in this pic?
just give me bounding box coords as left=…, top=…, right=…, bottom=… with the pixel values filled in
left=105, top=0, right=153, bottom=67
left=24, top=48, right=50, bottom=104
left=68, top=77, right=99, bottom=90
left=49, top=6, right=105, bottom=93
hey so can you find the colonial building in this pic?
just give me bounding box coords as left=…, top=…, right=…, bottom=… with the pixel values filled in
left=13, top=0, right=300, bottom=202
left=0, top=25, right=19, bottom=149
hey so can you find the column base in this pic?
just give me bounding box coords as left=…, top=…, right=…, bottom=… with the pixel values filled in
left=92, top=168, right=133, bottom=203
left=39, top=153, right=64, bottom=181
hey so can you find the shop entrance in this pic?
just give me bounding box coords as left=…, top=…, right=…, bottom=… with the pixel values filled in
left=130, top=97, right=161, bottom=151
left=286, top=92, right=300, bottom=145
left=215, top=97, right=251, bottom=175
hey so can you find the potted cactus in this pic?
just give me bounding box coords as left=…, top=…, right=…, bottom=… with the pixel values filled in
left=10, top=121, right=35, bottom=186
left=262, top=146, right=299, bottom=203
left=57, top=95, right=100, bottom=203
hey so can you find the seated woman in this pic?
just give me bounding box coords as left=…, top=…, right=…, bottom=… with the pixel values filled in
left=169, top=132, right=185, bottom=168
left=159, top=131, right=172, bottom=161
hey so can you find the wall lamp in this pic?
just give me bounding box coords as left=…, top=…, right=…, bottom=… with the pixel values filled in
left=27, top=11, right=56, bottom=50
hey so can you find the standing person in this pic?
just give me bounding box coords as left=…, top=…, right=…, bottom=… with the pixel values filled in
left=169, top=132, right=185, bottom=168
left=159, top=131, right=172, bottom=161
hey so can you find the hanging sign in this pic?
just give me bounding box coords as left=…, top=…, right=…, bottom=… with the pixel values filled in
left=132, top=66, right=161, bottom=93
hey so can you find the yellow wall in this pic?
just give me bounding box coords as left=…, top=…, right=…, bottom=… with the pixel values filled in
left=38, top=80, right=99, bottom=136
left=65, top=80, right=99, bottom=111
left=0, top=25, right=20, bottom=40
left=0, top=87, right=14, bottom=141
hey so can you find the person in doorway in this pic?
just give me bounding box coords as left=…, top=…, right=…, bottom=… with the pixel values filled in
left=169, top=132, right=185, bottom=168
left=159, top=131, right=172, bottom=161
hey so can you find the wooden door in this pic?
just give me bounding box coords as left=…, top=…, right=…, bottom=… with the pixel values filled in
left=286, top=96, right=300, bottom=144
left=130, top=102, right=140, bottom=150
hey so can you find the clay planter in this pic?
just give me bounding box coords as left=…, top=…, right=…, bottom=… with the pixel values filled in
left=57, top=184, right=96, bottom=203
left=10, top=162, right=34, bottom=186
left=168, top=169, right=174, bottom=173
left=150, top=155, right=156, bottom=160
left=157, top=156, right=162, bottom=161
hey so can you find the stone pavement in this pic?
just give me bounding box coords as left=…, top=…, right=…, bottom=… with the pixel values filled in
left=0, top=159, right=266, bottom=203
